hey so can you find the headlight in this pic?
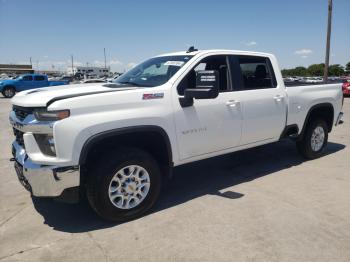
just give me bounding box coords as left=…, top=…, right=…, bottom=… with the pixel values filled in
left=34, top=109, right=70, bottom=121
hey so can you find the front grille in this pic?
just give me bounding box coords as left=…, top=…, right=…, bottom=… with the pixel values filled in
left=13, top=105, right=33, bottom=121
left=13, top=128, right=25, bottom=147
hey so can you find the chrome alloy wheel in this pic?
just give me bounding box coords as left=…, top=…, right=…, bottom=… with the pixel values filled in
left=108, top=165, right=151, bottom=209
left=310, top=126, right=325, bottom=152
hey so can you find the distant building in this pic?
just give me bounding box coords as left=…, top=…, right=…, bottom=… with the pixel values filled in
left=67, top=66, right=110, bottom=77
left=0, top=64, right=34, bottom=75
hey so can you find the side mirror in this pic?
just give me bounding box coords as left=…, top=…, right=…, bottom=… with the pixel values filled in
left=180, top=70, right=219, bottom=107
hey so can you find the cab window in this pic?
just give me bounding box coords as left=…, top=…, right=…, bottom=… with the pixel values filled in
left=177, top=55, right=231, bottom=95
left=22, top=75, right=33, bottom=81
left=34, top=75, right=45, bottom=81
left=236, top=56, right=277, bottom=90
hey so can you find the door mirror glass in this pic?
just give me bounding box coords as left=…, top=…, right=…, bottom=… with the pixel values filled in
left=184, top=70, right=219, bottom=99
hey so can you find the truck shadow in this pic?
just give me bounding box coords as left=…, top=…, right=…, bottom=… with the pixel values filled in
left=31, top=140, right=345, bottom=233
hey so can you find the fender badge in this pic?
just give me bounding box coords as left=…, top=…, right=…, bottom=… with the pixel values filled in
left=142, top=93, right=164, bottom=100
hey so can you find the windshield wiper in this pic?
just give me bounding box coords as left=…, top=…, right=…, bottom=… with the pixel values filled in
left=118, top=81, right=141, bottom=86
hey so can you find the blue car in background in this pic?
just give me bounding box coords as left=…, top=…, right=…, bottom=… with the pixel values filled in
left=0, top=74, right=69, bottom=98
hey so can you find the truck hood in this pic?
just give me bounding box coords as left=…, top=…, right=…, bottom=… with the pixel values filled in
left=11, top=83, right=136, bottom=107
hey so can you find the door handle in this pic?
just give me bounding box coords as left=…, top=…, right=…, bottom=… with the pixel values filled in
left=273, top=95, right=284, bottom=102
left=226, top=100, right=240, bottom=107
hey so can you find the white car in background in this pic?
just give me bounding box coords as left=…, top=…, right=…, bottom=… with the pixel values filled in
left=304, top=77, right=323, bottom=84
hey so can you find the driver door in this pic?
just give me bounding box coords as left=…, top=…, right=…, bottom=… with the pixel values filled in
left=173, top=55, right=243, bottom=160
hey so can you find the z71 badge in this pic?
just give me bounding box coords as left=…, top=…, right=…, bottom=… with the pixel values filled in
left=142, top=93, right=164, bottom=100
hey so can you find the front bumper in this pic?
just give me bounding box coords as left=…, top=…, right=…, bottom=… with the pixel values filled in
left=12, top=141, right=80, bottom=197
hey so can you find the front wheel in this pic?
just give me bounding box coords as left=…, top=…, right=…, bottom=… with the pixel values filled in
left=296, top=119, right=328, bottom=159
left=2, top=86, right=16, bottom=98
left=86, top=148, right=162, bottom=222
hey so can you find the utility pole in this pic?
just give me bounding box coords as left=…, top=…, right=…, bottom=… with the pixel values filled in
left=71, top=55, right=74, bottom=76
left=324, top=0, right=333, bottom=83
left=29, top=57, right=32, bottom=67
left=104, top=47, right=107, bottom=69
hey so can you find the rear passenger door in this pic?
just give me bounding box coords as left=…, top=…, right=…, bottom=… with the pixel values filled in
left=33, top=75, right=48, bottom=87
left=229, top=55, right=287, bottom=145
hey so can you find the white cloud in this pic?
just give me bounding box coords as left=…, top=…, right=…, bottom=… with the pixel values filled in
left=301, top=56, right=308, bottom=59
left=246, top=41, right=257, bottom=47
left=110, top=59, right=123, bottom=65
left=294, top=49, right=313, bottom=55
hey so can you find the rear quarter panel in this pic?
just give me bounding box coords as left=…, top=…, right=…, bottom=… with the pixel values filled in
left=286, top=83, right=343, bottom=133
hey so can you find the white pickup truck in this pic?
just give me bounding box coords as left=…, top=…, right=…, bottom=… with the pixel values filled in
left=9, top=49, right=344, bottom=221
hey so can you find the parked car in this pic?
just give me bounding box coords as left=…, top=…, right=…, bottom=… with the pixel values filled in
left=0, top=73, right=10, bottom=80
left=9, top=49, right=344, bottom=221
left=0, top=74, right=68, bottom=98
left=58, top=75, right=74, bottom=83
left=304, top=77, right=323, bottom=84
left=342, top=80, right=350, bottom=96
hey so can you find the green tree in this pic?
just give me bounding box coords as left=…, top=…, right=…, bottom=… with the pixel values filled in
left=293, top=66, right=308, bottom=76
left=328, top=64, right=345, bottom=76
left=346, top=62, right=350, bottom=73
left=308, top=64, right=325, bottom=76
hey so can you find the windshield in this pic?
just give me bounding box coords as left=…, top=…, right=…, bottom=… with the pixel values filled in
left=112, top=55, right=193, bottom=87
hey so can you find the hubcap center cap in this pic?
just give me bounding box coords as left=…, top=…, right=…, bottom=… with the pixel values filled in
left=125, top=182, right=137, bottom=194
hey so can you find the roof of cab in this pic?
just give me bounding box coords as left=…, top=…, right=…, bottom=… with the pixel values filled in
left=156, top=49, right=273, bottom=58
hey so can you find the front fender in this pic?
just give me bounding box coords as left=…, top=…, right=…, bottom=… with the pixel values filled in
left=78, top=125, right=173, bottom=166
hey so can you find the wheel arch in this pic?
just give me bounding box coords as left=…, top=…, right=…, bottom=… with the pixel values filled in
left=2, top=85, right=17, bottom=92
left=79, top=125, right=174, bottom=178
left=300, top=103, right=334, bottom=137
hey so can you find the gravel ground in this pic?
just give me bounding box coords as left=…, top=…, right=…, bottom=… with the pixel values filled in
left=0, top=96, right=349, bottom=262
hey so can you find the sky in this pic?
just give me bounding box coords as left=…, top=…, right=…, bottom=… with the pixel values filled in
left=0, top=0, right=349, bottom=72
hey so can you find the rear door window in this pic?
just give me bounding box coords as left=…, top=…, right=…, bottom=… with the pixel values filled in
left=235, top=56, right=277, bottom=90
left=34, top=75, right=45, bottom=81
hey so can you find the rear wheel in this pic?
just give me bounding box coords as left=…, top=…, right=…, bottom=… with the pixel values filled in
left=296, top=119, right=328, bottom=159
left=2, top=86, right=16, bottom=98
left=86, top=147, right=162, bottom=222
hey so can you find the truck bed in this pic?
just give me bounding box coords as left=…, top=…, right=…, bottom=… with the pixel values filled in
left=286, top=83, right=343, bottom=132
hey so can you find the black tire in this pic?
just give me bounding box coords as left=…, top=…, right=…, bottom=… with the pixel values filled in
left=2, top=86, right=16, bottom=98
left=86, top=147, right=162, bottom=222
left=296, top=118, right=328, bottom=159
